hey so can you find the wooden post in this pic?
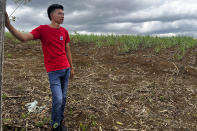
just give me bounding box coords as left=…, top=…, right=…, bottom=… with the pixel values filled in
left=0, top=0, right=6, bottom=130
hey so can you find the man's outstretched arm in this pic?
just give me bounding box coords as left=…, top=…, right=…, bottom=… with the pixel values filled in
left=5, top=12, right=34, bottom=42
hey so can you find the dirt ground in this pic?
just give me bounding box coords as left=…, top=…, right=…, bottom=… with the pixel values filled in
left=2, top=39, right=197, bottom=131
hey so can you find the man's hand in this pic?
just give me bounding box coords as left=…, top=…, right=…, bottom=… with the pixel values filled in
left=70, top=69, right=74, bottom=79
left=5, top=12, right=11, bottom=27
left=4, top=11, right=34, bottom=42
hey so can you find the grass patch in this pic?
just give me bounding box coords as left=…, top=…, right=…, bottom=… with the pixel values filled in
left=70, top=33, right=197, bottom=59
left=5, top=32, right=20, bottom=44
left=5, top=32, right=197, bottom=60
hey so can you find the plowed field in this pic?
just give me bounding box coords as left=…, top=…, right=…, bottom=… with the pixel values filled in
left=2, top=39, right=197, bottom=131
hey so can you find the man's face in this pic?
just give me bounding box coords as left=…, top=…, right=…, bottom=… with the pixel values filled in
left=51, top=9, right=64, bottom=24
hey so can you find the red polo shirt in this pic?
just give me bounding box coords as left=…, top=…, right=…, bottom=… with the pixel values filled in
left=30, top=25, right=70, bottom=72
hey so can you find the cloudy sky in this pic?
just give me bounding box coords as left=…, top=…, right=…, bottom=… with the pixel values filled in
left=6, top=0, right=197, bottom=37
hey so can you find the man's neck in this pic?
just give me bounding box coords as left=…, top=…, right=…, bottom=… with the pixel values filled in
left=49, top=22, right=60, bottom=29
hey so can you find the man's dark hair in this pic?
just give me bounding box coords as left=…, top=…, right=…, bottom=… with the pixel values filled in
left=47, top=4, right=64, bottom=20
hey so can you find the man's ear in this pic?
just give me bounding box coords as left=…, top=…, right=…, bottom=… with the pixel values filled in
left=50, top=11, right=55, bottom=20
left=50, top=13, right=53, bottom=20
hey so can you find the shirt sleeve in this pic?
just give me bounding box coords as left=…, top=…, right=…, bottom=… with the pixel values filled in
left=65, top=29, right=70, bottom=44
left=30, top=25, right=42, bottom=39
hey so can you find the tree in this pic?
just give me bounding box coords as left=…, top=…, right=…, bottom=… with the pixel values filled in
left=9, top=0, right=31, bottom=20
left=0, top=1, right=32, bottom=130
left=0, top=0, right=6, bottom=130
left=14, top=0, right=31, bottom=4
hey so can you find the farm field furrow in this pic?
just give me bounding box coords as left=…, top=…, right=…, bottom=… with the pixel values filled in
left=2, top=34, right=197, bottom=131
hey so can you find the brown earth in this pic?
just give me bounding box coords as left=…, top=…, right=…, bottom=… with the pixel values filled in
left=2, top=39, right=197, bottom=131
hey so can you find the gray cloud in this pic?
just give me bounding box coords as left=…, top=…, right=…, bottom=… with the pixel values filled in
left=6, top=0, right=197, bottom=37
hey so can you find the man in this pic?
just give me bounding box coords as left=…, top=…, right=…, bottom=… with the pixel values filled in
left=5, top=4, right=74, bottom=131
